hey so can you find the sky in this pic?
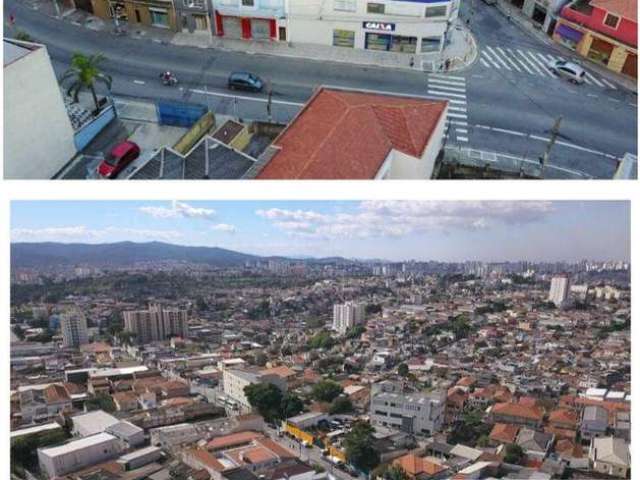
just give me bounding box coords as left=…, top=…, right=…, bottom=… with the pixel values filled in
left=10, top=201, right=630, bottom=262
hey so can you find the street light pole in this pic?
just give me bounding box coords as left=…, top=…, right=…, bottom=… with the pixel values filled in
left=540, top=117, right=562, bottom=178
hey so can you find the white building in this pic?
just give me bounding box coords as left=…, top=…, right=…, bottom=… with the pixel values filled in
left=38, top=432, right=122, bottom=478
left=548, top=274, right=570, bottom=307
left=369, top=381, right=445, bottom=435
left=222, top=368, right=287, bottom=413
left=123, top=305, right=188, bottom=343
left=60, top=311, right=89, bottom=348
left=4, top=39, right=76, bottom=179
left=332, top=301, right=365, bottom=334
left=286, top=0, right=459, bottom=57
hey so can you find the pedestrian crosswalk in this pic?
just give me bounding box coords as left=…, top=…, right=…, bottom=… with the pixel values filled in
left=427, top=74, right=469, bottom=143
left=479, top=46, right=618, bottom=89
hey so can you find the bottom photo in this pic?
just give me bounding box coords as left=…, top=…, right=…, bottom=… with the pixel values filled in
left=9, top=200, right=631, bottom=480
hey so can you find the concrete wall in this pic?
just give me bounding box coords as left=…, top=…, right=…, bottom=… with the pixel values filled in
left=4, top=42, right=77, bottom=179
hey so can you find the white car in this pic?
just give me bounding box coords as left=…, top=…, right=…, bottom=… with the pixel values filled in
left=547, top=59, right=586, bottom=84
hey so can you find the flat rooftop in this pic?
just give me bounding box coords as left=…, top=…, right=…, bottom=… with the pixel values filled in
left=4, top=39, right=39, bottom=67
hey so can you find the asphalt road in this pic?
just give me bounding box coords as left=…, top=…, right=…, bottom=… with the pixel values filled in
left=6, top=0, right=637, bottom=178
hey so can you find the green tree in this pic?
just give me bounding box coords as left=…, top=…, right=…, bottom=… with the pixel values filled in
left=398, top=363, right=409, bottom=377
left=384, top=465, right=409, bottom=480
left=60, top=52, right=112, bottom=113
left=343, top=421, right=380, bottom=472
left=345, top=325, right=365, bottom=339
left=312, top=380, right=343, bottom=403
left=307, top=331, right=335, bottom=349
left=504, top=444, right=524, bottom=464
left=11, top=429, right=68, bottom=473
left=244, top=383, right=283, bottom=422
left=329, top=396, right=354, bottom=414
left=85, top=393, right=116, bottom=413
left=281, top=393, right=304, bottom=418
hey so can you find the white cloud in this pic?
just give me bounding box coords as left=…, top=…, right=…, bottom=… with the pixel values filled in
left=11, top=226, right=182, bottom=243
left=257, top=201, right=556, bottom=239
left=211, top=223, right=237, bottom=233
left=139, top=201, right=216, bottom=220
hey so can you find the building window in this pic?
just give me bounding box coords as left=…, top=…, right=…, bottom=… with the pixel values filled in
left=367, top=3, right=385, bottom=14
left=421, top=36, right=441, bottom=52
left=603, top=13, right=620, bottom=29
left=333, top=29, right=355, bottom=47
left=183, top=0, right=204, bottom=8
left=425, top=5, right=447, bottom=17
left=150, top=8, right=170, bottom=27
left=334, top=0, right=356, bottom=11
left=390, top=35, right=417, bottom=53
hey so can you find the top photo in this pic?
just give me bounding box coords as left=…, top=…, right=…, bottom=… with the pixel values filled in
left=3, top=0, right=638, bottom=180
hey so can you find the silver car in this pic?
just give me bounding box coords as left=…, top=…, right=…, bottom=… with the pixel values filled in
left=547, top=59, right=586, bottom=84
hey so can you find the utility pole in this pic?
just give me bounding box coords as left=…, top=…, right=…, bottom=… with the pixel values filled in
left=539, top=116, right=562, bottom=178
left=267, top=80, right=273, bottom=123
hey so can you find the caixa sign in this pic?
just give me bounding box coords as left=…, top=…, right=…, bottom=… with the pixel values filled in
left=362, top=21, right=395, bottom=32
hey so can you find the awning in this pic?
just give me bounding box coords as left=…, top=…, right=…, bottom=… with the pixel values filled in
left=556, top=24, right=583, bottom=42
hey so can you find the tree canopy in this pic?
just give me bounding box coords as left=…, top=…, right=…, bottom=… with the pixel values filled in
left=312, top=380, right=343, bottom=403
left=343, top=421, right=380, bottom=472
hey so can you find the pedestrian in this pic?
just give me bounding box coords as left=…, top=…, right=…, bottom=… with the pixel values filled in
left=9, top=13, right=16, bottom=26
left=445, top=59, right=451, bottom=71
left=409, top=56, right=415, bottom=68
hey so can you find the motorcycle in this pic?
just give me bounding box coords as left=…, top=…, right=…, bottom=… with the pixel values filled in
left=160, top=73, right=178, bottom=86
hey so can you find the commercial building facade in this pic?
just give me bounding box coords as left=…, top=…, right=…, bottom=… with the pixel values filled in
left=553, top=0, right=637, bottom=78
left=369, top=381, right=446, bottom=435
left=548, top=274, right=570, bottom=307
left=214, top=0, right=286, bottom=40
left=222, top=368, right=287, bottom=413
left=90, top=0, right=180, bottom=31
left=287, top=0, right=458, bottom=56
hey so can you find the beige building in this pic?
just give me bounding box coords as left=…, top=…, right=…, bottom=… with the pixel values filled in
left=4, top=39, right=76, bottom=179
left=123, top=305, right=188, bottom=343
left=589, top=437, right=630, bottom=478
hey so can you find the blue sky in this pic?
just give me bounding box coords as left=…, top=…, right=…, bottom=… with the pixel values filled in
left=10, top=201, right=630, bottom=262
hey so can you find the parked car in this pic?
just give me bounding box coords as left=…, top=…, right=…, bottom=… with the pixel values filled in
left=228, top=72, right=265, bottom=92
left=97, top=141, right=140, bottom=178
left=547, top=59, right=585, bottom=84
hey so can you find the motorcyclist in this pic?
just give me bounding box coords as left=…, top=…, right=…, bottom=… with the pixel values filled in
left=162, top=71, right=174, bottom=83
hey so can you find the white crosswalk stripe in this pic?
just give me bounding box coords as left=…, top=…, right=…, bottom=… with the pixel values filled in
left=477, top=46, right=618, bottom=89
left=428, top=74, right=469, bottom=143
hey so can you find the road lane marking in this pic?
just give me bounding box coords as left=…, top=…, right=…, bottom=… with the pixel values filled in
left=456, top=128, right=468, bottom=134
left=481, top=51, right=503, bottom=69
left=447, top=112, right=468, bottom=119
left=430, top=73, right=466, bottom=81
left=583, top=71, right=605, bottom=87
left=191, top=88, right=305, bottom=106
left=426, top=83, right=467, bottom=93
left=600, top=78, right=617, bottom=89
left=428, top=77, right=466, bottom=87
left=524, top=51, right=554, bottom=77
left=485, top=46, right=512, bottom=70
left=427, top=89, right=466, bottom=99
left=587, top=93, right=598, bottom=98
left=493, top=128, right=525, bottom=136
left=496, top=46, right=522, bottom=72
left=457, top=136, right=469, bottom=142
left=480, top=58, right=490, bottom=68
left=446, top=120, right=469, bottom=126
left=517, top=50, right=545, bottom=76
left=133, top=80, right=145, bottom=85
left=448, top=106, right=467, bottom=112
left=506, top=48, right=535, bottom=74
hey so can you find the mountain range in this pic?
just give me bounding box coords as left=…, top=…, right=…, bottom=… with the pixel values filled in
left=10, top=242, right=356, bottom=268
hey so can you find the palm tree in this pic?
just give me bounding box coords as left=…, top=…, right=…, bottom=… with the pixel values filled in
left=61, top=52, right=112, bottom=113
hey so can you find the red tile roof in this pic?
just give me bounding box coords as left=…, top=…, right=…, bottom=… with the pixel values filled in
left=207, top=431, right=263, bottom=451
left=489, top=423, right=519, bottom=444
left=492, top=402, right=544, bottom=421
left=257, top=88, right=447, bottom=179
left=393, top=453, right=447, bottom=476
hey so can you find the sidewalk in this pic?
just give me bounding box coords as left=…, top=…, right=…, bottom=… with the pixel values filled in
left=172, top=18, right=478, bottom=72
left=16, top=0, right=477, bottom=73
left=494, top=0, right=637, bottom=92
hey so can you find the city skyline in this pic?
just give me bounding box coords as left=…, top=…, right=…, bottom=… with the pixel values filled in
left=11, top=201, right=630, bottom=262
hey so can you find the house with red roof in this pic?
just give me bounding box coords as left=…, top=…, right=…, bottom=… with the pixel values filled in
left=553, top=0, right=637, bottom=78
left=490, top=402, right=544, bottom=428
left=254, top=87, right=448, bottom=180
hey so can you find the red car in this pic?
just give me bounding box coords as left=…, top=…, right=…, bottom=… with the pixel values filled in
left=97, top=141, right=140, bottom=179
